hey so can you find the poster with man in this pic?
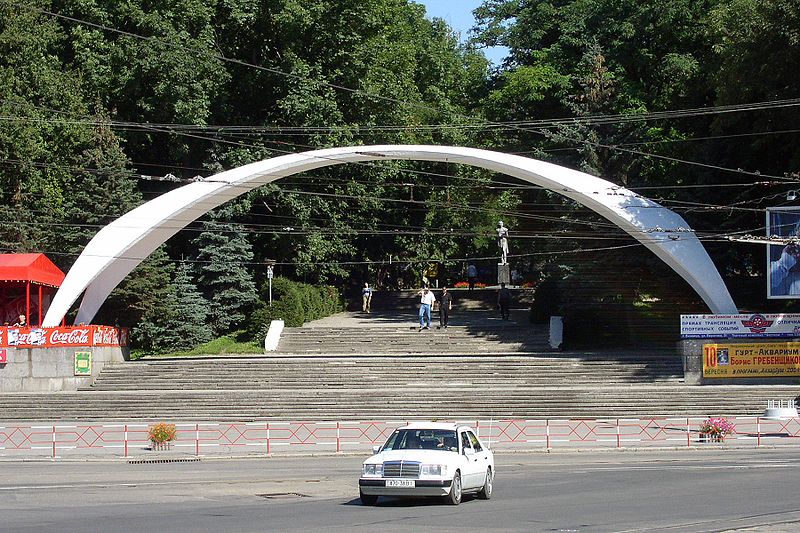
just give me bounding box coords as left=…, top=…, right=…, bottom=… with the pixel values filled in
left=767, top=207, right=800, bottom=298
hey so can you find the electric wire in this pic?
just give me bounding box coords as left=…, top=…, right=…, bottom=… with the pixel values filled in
left=8, top=2, right=797, bottom=183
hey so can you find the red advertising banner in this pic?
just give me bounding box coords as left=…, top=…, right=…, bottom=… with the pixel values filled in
left=0, top=326, right=129, bottom=348
left=92, top=325, right=129, bottom=347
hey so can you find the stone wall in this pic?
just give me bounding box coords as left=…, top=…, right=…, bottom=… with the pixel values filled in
left=0, top=346, right=128, bottom=392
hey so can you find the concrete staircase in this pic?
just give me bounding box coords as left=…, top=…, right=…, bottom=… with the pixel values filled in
left=0, top=382, right=796, bottom=421
left=0, top=350, right=795, bottom=420
left=347, top=287, right=535, bottom=311
left=274, top=324, right=550, bottom=354
left=85, top=353, right=682, bottom=391
left=0, top=305, right=796, bottom=421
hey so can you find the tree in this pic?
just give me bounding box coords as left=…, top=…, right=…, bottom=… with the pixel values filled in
left=193, top=220, right=258, bottom=334
left=0, top=3, right=113, bottom=253
left=109, top=247, right=178, bottom=352
left=165, top=262, right=213, bottom=350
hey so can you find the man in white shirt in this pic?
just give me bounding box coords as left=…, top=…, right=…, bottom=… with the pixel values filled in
left=418, top=287, right=436, bottom=331
left=362, top=282, right=373, bottom=313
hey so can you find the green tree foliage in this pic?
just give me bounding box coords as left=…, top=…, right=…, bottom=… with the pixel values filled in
left=4, top=0, right=800, bottom=344
left=0, top=3, right=178, bottom=335
left=0, top=3, right=110, bottom=252
left=210, top=0, right=500, bottom=285
left=164, top=261, right=213, bottom=350
left=468, top=0, right=799, bottom=313
left=193, top=220, right=258, bottom=334
left=247, top=276, right=343, bottom=337
left=126, top=259, right=213, bottom=354
left=59, top=0, right=229, bottom=164
left=112, top=248, right=178, bottom=352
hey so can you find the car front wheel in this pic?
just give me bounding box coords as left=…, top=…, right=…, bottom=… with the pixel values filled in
left=477, top=467, right=493, bottom=500
left=360, top=491, right=378, bottom=505
left=446, top=471, right=462, bottom=505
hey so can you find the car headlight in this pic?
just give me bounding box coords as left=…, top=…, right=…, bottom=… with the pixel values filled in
left=362, top=463, right=383, bottom=476
left=421, top=464, right=447, bottom=477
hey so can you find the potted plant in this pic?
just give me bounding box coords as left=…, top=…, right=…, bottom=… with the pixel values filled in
left=148, top=423, right=177, bottom=450
left=699, top=417, right=735, bottom=443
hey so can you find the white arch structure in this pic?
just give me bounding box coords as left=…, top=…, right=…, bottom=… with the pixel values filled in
left=43, top=145, right=737, bottom=326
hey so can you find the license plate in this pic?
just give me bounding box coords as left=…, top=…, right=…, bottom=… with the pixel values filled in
left=385, top=479, right=415, bottom=488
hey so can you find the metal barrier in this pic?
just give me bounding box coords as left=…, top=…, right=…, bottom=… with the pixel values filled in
left=1, top=417, right=800, bottom=459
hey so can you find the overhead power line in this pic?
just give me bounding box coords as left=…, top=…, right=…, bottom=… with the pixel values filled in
left=10, top=2, right=797, bottom=183
left=3, top=101, right=800, bottom=132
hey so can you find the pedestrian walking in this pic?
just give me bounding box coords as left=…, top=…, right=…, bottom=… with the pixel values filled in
left=362, top=282, right=373, bottom=313
left=497, top=282, right=512, bottom=320
left=417, top=286, right=436, bottom=330
left=467, top=263, right=477, bottom=291
left=439, top=286, right=453, bottom=328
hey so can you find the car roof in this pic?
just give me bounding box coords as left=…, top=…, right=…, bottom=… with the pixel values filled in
left=399, top=422, right=468, bottom=431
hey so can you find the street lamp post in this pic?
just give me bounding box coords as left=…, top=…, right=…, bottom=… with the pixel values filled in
left=265, top=259, right=276, bottom=306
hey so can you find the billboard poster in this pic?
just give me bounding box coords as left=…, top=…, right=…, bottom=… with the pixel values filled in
left=681, top=313, right=800, bottom=338
left=0, top=326, right=129, bottom=348
left=767, top=207, right=800, bottom=298
left=74, top=351, right=92, bottom=376
left=703, top=342, right=800, bottom=378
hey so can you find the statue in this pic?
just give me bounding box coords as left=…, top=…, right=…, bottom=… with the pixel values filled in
left=497, top=221, right=509, bottom=265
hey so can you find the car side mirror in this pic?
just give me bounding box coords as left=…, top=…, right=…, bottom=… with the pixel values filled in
left=372, top=445, right=381, bottom=454
left=463, top=447, right=475, bottom=456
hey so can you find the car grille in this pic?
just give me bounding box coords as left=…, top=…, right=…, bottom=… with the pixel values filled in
left=382, top=461, right=420, bottom=478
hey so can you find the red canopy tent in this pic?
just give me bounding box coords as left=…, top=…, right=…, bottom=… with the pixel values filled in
left=0, top=253, right=65, bottom=326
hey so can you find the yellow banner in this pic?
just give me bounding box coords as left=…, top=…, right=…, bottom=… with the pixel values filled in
left=703, top=343, right=800, bottom=378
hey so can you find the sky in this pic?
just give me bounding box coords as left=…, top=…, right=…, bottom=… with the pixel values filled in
left=414, top=0, right=509, bottom=65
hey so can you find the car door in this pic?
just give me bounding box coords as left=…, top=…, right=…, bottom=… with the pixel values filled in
left=467, top=430, right=490, bottom=487
left=459, top=430, right=484, bottom=489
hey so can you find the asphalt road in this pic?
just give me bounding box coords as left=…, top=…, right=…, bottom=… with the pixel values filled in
left=2, top=449, right=800, bottom=532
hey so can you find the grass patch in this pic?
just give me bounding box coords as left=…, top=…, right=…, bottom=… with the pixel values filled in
left=131, top=332, right=261, bottom=359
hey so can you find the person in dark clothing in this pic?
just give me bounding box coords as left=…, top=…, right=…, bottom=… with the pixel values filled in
left=467, top=264, right=477, bottom=291
left=439, top=287, right=453, bottom=328
left=497, top=283, right=512, bottom=320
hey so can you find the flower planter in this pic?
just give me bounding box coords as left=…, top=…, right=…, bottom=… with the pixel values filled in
left=150, top=441, right=173, bottom=451
left=699, top=433, right=724, bottom=443
left=148, top=423, right=177, bottom=450
left=698, top=418, right=734, bottom=444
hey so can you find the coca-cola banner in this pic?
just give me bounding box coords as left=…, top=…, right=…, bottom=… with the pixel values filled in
left=0, top=326, right=129, bottom=348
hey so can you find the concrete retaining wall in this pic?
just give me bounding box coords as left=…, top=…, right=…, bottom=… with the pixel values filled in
left=679, top=338, right=800, bottom=385
left=0, top=346, right=129, bottom=392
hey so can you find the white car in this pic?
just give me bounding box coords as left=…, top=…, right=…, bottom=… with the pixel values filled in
left=358, top=422, right=494, bottom=505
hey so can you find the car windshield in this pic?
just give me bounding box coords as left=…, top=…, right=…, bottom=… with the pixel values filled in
left=382, top=429, right=458, bottom=452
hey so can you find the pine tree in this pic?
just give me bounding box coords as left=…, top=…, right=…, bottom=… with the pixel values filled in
left=193, top=221, right=258, bottom=335
left=168, top=262, right=213, bottom=350
left=114, top=248, right=178, bottom=353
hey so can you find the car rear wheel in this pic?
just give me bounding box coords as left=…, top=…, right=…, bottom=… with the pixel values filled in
left=360, top=491, right=378, bottom=505
left=477, top=467, right=493, bottom=500
left=446, top=471, right=462, bottom=505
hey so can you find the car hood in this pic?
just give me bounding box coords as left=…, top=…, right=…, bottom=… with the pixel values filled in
left=365, top=449, right=460, bottom=465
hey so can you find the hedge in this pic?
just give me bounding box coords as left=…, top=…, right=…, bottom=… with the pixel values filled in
left=246, top=277, right=344, bottom=340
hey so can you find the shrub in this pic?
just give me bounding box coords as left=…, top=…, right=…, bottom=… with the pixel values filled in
left=529, top=278, right=564, bottom=324
left=148, top=423, right=177, bottom=443
left=245, top=277, right=343, bottom=340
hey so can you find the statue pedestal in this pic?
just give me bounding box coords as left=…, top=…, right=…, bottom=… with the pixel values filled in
left=497, top=263, right=510, bottom=285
